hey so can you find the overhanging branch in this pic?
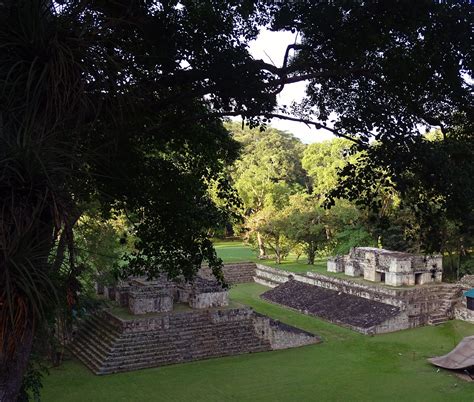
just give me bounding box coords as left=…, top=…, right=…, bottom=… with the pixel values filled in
left=212, top=110, right=363, bottom=145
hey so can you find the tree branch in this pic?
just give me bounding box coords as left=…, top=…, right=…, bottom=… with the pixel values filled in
left=209, top=110, right=363, bottom=145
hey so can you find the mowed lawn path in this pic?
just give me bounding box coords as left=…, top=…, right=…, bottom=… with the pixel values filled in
left=43, top=282, right=474, bottom=402
left=214, top=240, right=328, bottom=274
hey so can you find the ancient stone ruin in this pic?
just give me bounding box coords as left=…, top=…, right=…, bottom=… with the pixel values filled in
left=71, top=260, right=473, bottom=375
left=70, top=268, right=320, bottom=374
left=112, top=275, right=230, bottom=315
left=454, top=275, right=474, bottom=324
left=327, top=247, right=443, bottom=286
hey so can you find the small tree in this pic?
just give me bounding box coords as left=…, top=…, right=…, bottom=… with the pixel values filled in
left=248, top=208, right=290, bottom=264
left=282, top=195, right=328, bottom=265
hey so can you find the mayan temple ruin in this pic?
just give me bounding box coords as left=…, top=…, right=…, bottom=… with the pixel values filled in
left=327, top=247, right=443, bottom=286
left=69, top=266, right=319, bottom=375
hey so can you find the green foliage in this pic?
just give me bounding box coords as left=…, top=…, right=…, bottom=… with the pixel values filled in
left=229, top=122, right=307, bottom=213
left=18, top=356, right=48, bottom=402
left=74, top=206, right=135, bottom=289
left=330, top=128, right=474, bottom=254
left=302, top=138, right=356, bottom=198
left=280, top=194, right=328, bottom=264
left=246, top=207, right=291, bottom=264
left=321, top=201, right=373, bottom=255
left=2, top=1, right=473, bottom=398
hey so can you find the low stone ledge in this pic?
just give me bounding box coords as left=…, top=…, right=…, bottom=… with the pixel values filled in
left=200, top=262, right=257, bottom=284
left=253, top=312, right=320, bottom=349
left=454, top=305, right=474, bottom=324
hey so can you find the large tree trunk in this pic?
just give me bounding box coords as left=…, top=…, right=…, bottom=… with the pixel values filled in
left=256, top=231, right=267, bottom=258
left=307, top=242, right=316, bottom=265
left=274, top=238, right=281, bottom=264
left=0, top=317, right=35, bottom=402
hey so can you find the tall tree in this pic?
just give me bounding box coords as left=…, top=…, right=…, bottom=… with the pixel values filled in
left=228, top=123, right=307, bottom=256
left=0, top=1, right=274, bottom=399
left=302, top=138, right=355, bottom=198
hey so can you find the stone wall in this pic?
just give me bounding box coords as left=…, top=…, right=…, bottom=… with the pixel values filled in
left=252, top=312, right=320, bottom=349
left=454, top=306, right=474, bottom=323
left=328, top=248, right=443, bottom=286
left=189, top=291, right=229, bottom=309
left=128, top=287, right=173, bottom=315
left=199, top=262, right=256, bottom=284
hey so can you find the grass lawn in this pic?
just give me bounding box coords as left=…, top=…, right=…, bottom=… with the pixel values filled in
left=42, top=282, right=474, bottom=402
left=214, top=239, right=328, bottom=274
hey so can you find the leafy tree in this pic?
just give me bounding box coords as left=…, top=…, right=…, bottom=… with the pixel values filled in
left=0, top=2, right=274, bottom=399
left=330, top=127, right=474, bottom=254
left=228, top=122, right=308, bottom=256
left=280, top=195, right=328, bottom=265
left=326, top=201, right=377, bottom=256
left=268, top=1, right=472, bottom=255
left=302, top=138, right=355, bottom=198
left=248, top=207, right=290, bottom=264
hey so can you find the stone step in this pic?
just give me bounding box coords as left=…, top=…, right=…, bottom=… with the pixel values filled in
left=101, top=342, right=270, bottom=372
left=72, top=335, right=111, bottom=362
left=73, top=327, right=118, bottom=355
left=87, top=313, right=122, bottom=333
left=69, top=308, right=278, bottom=376
left=110, top=329, right=261, bottom=355
left=68, top=343, right=103, bottom=374
left=109, top=334, right=262, bottom=359
left=428, top=318, right=449, bottom=326
left=76, top=318, right=120, bottom=344
left=99, top=344, right=271, bottom=374
left=254, top=276, right=279, bottom=288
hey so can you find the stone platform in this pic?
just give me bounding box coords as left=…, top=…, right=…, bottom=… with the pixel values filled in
left=261, top=280, right=403, bottom=334
left=69, top=306, right=319, bottom=375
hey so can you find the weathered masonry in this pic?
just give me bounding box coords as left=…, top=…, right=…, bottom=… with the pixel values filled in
left=112, top=275, right=229, bottom=315
left=454, top=275, right=474, bottom=324
left=70, top=307, right=319, bottom=375
left=71, top=266, right=320, bottom=374
left=253, top=264, right=460, bottom=334
left=327, top=247, right=443, bottom=286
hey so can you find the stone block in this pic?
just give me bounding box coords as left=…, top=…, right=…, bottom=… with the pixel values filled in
left=389, top=258, right=412, bottom=273
left=327, top=256, right=345, bottom=273
left=189, top=291, right=229, bottom=309
left=128, top=287, right=173, bottom=315
left=345, top=262, right=362, bottom=277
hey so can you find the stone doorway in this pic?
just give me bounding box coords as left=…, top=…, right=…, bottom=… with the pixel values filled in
left=415, top=273, right=423, bottom=285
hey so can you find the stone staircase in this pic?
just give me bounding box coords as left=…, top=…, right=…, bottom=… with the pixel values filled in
left=69, top=309, right=273, bottom=375
left=427, top=285, right=462, bottom=326
left=254, top=264, right=290, bottom=287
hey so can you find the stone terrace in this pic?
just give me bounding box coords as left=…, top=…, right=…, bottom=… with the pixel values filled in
left=70, top=306, right=320, bottom=375
left=262, top=280, right=401, bottom=332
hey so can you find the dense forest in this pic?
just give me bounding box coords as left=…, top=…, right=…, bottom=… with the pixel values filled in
left=76, top=122, right=472, bottom=284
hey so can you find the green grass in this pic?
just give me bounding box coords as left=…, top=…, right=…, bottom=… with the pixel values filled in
left=43, top=283, right=474, bottom=402
left=214, top=239, right=328, bottom=274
